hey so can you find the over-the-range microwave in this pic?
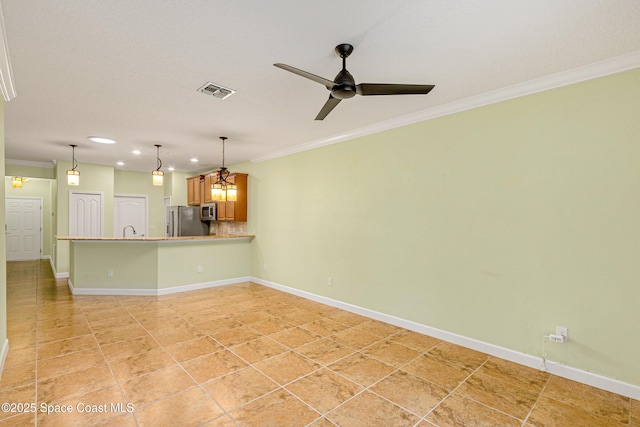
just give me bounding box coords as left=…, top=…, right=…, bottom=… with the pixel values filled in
left=200, top=203, right=216, bottom=221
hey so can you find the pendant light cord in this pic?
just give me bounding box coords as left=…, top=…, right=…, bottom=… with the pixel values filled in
left=219, top=137, right=229, bottom=183
left=70, top=144, right=78, bottom=171
left=221, top=137, right=226, bottom=168
left=155, top=145, right=162, bottom=171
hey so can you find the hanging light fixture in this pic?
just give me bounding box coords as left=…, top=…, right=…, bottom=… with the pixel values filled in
left=12, top=176, right=23, bottom=188
left=152, top=144, right=164, bottom=186
left=66, top=144, right=80, bottom=186
left=211, top=137, right=237, bottom=202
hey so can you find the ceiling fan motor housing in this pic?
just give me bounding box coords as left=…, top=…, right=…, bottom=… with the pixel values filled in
left=331, top=69, right=356, bottom=99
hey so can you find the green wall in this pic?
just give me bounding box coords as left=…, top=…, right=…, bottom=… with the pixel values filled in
left=4, top=177, right=54, bottom=257
left=70, top=239, right=251, bottom=290
left=166, top=171, right=188, bottom=206
left=243, top=68, right=640, bottom=386
left=5, top=163, right=55, bottom=179
left=71, top=241, right=159, bottom=289
left=157, top=240, right=250, bottom=288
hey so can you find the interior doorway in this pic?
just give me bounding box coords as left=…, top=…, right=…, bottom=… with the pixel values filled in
left=5, top=197, right=43, bottom=261
left=114, top=195, right=148, bottom=238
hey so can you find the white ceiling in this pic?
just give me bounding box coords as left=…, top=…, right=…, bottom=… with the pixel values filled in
left=3, top=0, right=640, bottom=174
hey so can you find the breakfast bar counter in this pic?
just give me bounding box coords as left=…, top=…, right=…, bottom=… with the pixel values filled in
left=59, top=235, right=253, bottom=295
left=56, top=234, right=254, bottom=242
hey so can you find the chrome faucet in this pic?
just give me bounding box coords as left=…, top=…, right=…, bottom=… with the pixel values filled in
left=122, top=225, right=137, bottom=238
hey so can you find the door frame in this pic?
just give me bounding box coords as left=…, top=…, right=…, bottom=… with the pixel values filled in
left=5, top=196, right=44, bottom=261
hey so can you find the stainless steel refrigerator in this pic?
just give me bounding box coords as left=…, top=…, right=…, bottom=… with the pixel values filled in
left=166, top=206, right=209, bottom=237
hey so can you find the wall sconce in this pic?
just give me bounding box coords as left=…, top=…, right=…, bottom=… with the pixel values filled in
left=12, top=176, right=25, bottom=188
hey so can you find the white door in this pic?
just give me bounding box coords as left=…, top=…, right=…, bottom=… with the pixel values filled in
left=69, top=191, right=103, bottom=237
left=5, top=198, right=43, bottom=261
left=114, top=195, right=148, bottom=237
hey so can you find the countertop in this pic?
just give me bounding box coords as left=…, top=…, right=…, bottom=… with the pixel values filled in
left=56, top=235, right=254, bottom=241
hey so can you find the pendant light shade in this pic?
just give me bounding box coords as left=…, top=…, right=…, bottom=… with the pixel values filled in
left=211, top=181, right=225, bottom=200
left=152, top=144, right=164, bottom=186
left=12, top=176, right=23, bottom=188
left=66, top=144, right=80, bottom=186
left=152, top=170, right=164, bottom=186
left=211, top=137, right=237, bottom=201
left=225, top=184, right=237, bottom=202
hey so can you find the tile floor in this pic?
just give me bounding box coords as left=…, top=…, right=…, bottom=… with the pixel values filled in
left=1, top=260, right=638, bottom=426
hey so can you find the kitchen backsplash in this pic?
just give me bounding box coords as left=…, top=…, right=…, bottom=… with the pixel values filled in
left=210, top=221, right=247, bottom=236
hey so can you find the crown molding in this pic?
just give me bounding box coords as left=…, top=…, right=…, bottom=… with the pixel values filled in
left=251, top=50, right=640, bottom=163
left=0, top=2, right=16, bottom=102
left=6, top=159, right=57, bottom=169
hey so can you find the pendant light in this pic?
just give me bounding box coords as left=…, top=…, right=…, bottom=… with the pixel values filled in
left=12, top=176, right=23, bottom=188
left=66, top=144, right=80, bottom=186
left=152, top=144, right=164, bottom=186
left=211, top=137, right=237, bottom=202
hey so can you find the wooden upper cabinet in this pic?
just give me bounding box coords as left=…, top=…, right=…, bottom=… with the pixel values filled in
left=201, top=173, right=216, bottom=204
left=187, top=172, right=248, bottom=221
left=187, top=176, right=201, bottom=206
left=216, top=172, right=247, bottom=222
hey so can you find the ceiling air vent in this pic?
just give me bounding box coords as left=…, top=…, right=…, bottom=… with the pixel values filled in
left=197, top=82, right=236, bottom=100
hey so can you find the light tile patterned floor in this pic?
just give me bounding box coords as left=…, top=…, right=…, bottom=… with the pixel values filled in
left=1, top=260, right=639, bottom=426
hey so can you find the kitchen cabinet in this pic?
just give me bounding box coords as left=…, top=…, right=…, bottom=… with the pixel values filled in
left=200, top=173, right=215, bottom=204
left=188, top=172, right=247, bottom=220
left=187, top=176, right=201, bottom=206
left=217, top=200, right=235, bottom=221
left=216, top=172, right=248, bottom=222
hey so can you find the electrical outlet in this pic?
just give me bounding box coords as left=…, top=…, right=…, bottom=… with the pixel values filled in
left=197, top=265, right=203, bottom=273
left=549, top=334, right=565, bottom=343
left=107, top=269, right=113, bottom=278
left=328, top=277, right=333, bottom=286
left=556, top=326, right=568, bottom=342
left=263, top=263, right=268, bottom=271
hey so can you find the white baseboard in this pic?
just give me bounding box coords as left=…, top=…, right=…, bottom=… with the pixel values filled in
left=58, top=272, right=640, bottom=399
left=0, top=339, right=8, bottom=380
left=49, top=258, right=69, bottom=279
left=250, top=277, right=640, bottom=400
left=68, top=277, right=251, bottom=296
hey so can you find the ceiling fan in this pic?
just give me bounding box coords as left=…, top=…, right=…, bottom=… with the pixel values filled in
left=274, top=43, right=435, bottom=120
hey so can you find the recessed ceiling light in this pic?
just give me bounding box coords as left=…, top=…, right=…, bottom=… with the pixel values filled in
left=132, top=150, right=141, bottom=155
left=88, top=136, right=116, bottom=144
left=116, top=161, right=125, bottom=166
left=190, top=158, right=198, bottom=163
left=168, top=167, right=175, bottom=171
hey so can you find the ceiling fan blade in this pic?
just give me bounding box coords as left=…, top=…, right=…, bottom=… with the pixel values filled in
left=356, top=83, right=435, bottom=96
left=315, top=95, right=341, bottom=120
left=274, top=63, right=335, bottom=90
